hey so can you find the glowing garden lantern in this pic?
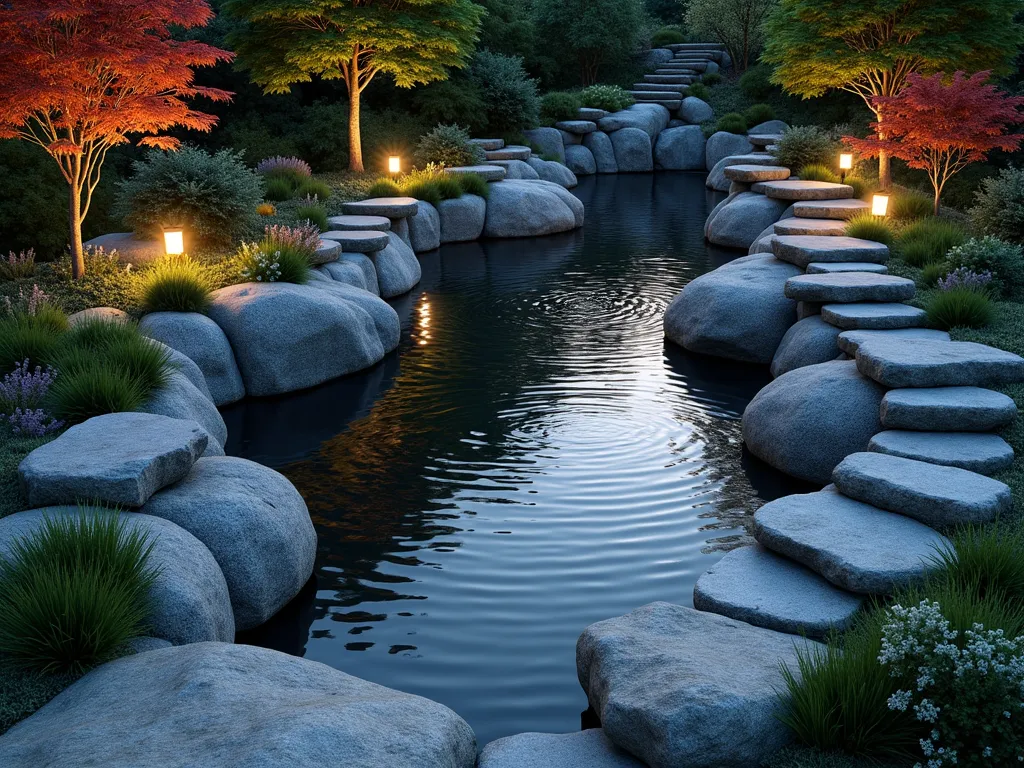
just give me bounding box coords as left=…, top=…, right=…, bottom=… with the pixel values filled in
left=839, top=153, right=853, bottom=183
left=163, top=227, right=184, bottom=256
left=871, top=194, right=890, bottom=218
left=388, top=156, right=401, bottom=175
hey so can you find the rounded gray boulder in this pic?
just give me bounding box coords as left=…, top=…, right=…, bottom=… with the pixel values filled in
left=679, top=96, right=713, bottom=125
left=705, top=132, right=755, bottom=171
left=407, top=200, right=441, bottom=253
left=583, top=131, right=618, bottom=173
left=523, top=126, right=566, bottom=164
left=438, top=194, right=487, bottom=243
left=770, top=315, right=842, bottom=378
left=610, top=127, right=654, bottom=172
left=654, top=125, right=706, bottom=170
left=526, top=157, right=578, bottom=188
left=706, top=192, right=790, bottom=250
left=483, top=180, right=579, bottom=238
left=374, top=231, right=423, bottom=298
left=564, top=144, right=597, bottom=176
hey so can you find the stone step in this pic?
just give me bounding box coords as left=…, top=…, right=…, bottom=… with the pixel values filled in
left=658, top=62, right=699, bottom=70
left=469, top=138, right=504, bottom=151
left=753, top=486, right=948, bottom=595
left=869, top=430, right=1014, bottom=475
left=806, top=262, right=889, bottom=275
left=855, top=337, right=1024, bottom=388
left=792, top=198, right=871, bottom=220
left=881, top=386, right=1017, bottom=432
left=444, top=164, right=506, bottom=182
left=667, top=42, right=727, bottom=50
left=753, top=180, right=855, bottom=201
left=633, top=82, right=688, bottom=94
left=312, top=239, right=341, bottom=265
left=644, top=74, right=695, bottom=84
left=822, top=303, right=927, bottom=330
left=693, top=543, right=863, bottom=638
left=578, top=108, right=607, bottom=121
left=341, top=197, right=419, bottom=218
left=833, top=452, right=1012, bottom=527
left=630, top=95, right=682, bottom=109
left=784, top=273, right=915, bottom=303
left=325, top=215, right=391, bottom=232
left=773, top=235, right=889, bottom=269
left=723, top=165, right=791, bottom=183
left=484, top=145, right=531, bottom=161
left=320, top=230, right=389, bottom=253
left=554, top=120, right=597, bottom=135
left=748, top=134, right=782, bottom=148
left=837, top=328, right=950, bottom=356
left=774, top=218, right=847, bottom=236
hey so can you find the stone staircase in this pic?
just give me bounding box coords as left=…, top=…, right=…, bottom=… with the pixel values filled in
left=632, top=43, right=726, bottom=111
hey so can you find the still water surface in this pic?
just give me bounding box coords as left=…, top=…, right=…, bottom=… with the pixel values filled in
left=224, top=173, right=799, bottom=744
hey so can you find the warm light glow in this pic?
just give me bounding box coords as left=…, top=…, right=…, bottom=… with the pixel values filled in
left=388, top=156, right=401, bottom=174
left=872, top=194, right=890, bottom=217
left=163, top=228, right=184, bottom=256
left=839, top=153, right=853, bottom=171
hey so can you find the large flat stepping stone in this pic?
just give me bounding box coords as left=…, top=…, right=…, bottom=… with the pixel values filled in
left=748, top=134, right=782, bottom=148
left=753, top=486, right=949, bottom=594
left=577, top=602, right=821, bottom=768
left=578, top=108, right=607, bottom=121
left=822, top=303, right=927, bottom=330
left=632, top=96, right=681, bottom=110
left=18, top=412, right=208, bottom=508
left=320, top=230, right=389, bottom=253
left=792, top=198, right=871, bottom=220
left=341, top=197, right=419, bottom=218
left=838, top=328, right=950, bottom=355
left=554, top=120, right=597, bottom=135
left=311, top=239, right=340, bottom=265
left=644, top=74, right=693, bottom=83
left=855, top=338, right=1024, bottom=388
left=444, top=164, right=506, bottom=181
left=479, top=729, right=645, bottom=768
left=752, top=180, right=855, bottom=201
left=833, top=452, right=1012, bottom=527
left=325, top=214, right=390, bottom=232
left=774, top=217, right=847, bottom=236
left=773, top=235, right=889, bottom=268
left=723, top=165, right=790, bottom=183
left=869, top=430, right=1014, bottom=475
left=470, top=138, right=504, bottom=150
left=881, top=386, right=1017, bottom=432
left=484, top=145, right=531, bottom=161
left=633, top=82, right=688, bottom=93
left=694, top=544, right=863, bottom=638
left=807, top=262, right=888, bottom=274
left=785, top=273, right=913, bottom=303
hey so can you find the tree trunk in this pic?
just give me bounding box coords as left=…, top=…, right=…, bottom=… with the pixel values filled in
left=68, top=182, right=85, bottom=279
left=933, top=188, right=941, bottom=217
left=875, top=108, right=891, bottom=189
left=348, top=56, right=364, bottom=173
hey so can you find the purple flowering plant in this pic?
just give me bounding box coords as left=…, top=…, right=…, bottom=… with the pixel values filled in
left=0, top=360, right=63, bottom=437
left=937, top=267, right=994, bottom=293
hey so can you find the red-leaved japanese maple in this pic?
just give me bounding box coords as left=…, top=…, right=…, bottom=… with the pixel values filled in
left=846, top=71, right=1024, bottom=215
left=0, top=0, right=233, bottom=278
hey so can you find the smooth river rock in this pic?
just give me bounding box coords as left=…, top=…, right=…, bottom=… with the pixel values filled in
left=679, top=96, right=714, bottom=125
left=868, top=430, right=1014, bottom=475
left=880, top=386, right=1017, bottom=432
left=610, top=128, right=654, bottom=173
left=854, top=338, right=1024, bottom=388
left=597, top=103, right=671, bottom=139
left=523, top=126, right=566, bottom=163
left=754, top=486, right=949, bottom=594
left=478, top=729, right=645, bottom=768
left=706, top=192, right=791, bottom=250
left=705, top=132, right=754, bottom=171
left=374, top=231, right=423, bottom=298
left=577, top=602, right=819, bottom=768
left=526, top=157, right=578, bottom=188
left=406, top=200, right=441, bottom=253
left=483, top=180, right=580, bottom=238
left=438, top=194, right=487, bottom=244
left=0, top=642, right=476, bottom=768
left=138, top=368, right=227, bottom=454
left=769, top=315, right=842, bottom=378
left=654, top=125, right=706, bottom=170
left=664, top=254, right=801, bottom=364
left=564, top=144, right=597, bottom=176
left=583, top=131, right=618, bottom=173
left=742, top=360, right=885, bottom=484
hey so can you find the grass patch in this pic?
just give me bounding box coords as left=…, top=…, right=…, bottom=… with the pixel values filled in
left=889, top=189, right=934, bottom=222
left=844, top=213, right=894, bottom=246
left=295, top=178, right=332, bottom=201
left=139, top=256, right=212, bottom=315
left=918, top=261, right=947, bottom=288
left=924, top=286, right=994, bottom=330
left=744, top=103, right=775, bottom=127
left=0, top=430, right=51, bottom=519
left=367, top=179, right=403, bottom=198
left=715, top=112, right=748, bottom=135
left=896, top=218, right=966, bottom=267
left=799, top=164, right=839, bottom=184
left=293, top=202, right=328, bottom=232
left=455, top=173, right=490, bottom=199
left=264, top=177, right=294, bottom=202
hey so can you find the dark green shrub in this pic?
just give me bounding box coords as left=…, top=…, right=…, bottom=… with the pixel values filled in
left=946, top=236, right=1024, bottom=298
left=919, top=261, right=949, bottom=288
left=293, top=202, right=328, bottom=232
left=844, top=213, right=894, bottom=246
left=139, top=256, right=213, bottom=315
left=890, top=189, right=934, bottom=222
left=455, top=173, right=490, bottom=199
left=414, top=123, right=486, bottom=167
left=969, top=166, right=1024, bottom=243
left=898, top=219, right=967, bottom=267
left=715, top=113, right=747, bottom=135
left=743, top=103, right=775, bottom=127
left=686, top=83, right=711, bottom=102
left=114, top=147, right=263, bottom=248
left=702, top=72, right=722, bottom=86
left=263, top=177, right=295, bottom=202
left=926, top=287, right=994, bottom=330
left=470, top=51, right=540, bottom=134
left=739, top=64, right=775, bottom=99
left=367, top=179, right=403, bottom=198
left=295, top=179, right=332, bottom=201
left=0, top=509, right=158, bottom=673
left=579, top=85, right=634, bottom=113
left=799, top=164, right=840, bottom=183
left=540, top=91, right=584, bottom=124
left=412, top=77, right=489, bottom=134
left=651, top=27, right=686, bottom=47
left=774, top=126, right=842, bottom=174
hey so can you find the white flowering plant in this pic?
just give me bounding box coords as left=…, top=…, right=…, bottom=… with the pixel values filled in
left=236, top=242, right=283, bottom=283
left=878, top=600, right=1024, bottom=767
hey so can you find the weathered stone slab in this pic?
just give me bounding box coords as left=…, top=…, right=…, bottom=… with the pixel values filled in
left=855, top=338, right=1024, bottom=388
left=707, top=154, right=779, bottom=191
left=723, top=165, right=790, bottom=183
left=773, top=218, right=847, bottom=236
left=486, top=158, right=539, bottom=180
left=880, top=386, right=1017, bottom=432
left=485, top=145, right=532, bottom=161
left=769, top=315, right=842, bottom=378
left=752, top=180, right=854, bottom=201
left=321, top=230, right=389, bottom=253
left=806, top=262, right=888, bottom=274
left=753, top=486, right=949, bottom=594
left=555, top=120, right=597, bottom=135
left=868, top=430, right=1014, bottom=475
left=784, top=273, right=914, bottom=303
left=694, top=544, right=863, bottom=638
left=326, top=214, right=391, bottom=232
left=478, top=729, right=645, bottom=768
left=837, top=328, right=950, bottom=355
left=833, top=452, right=1012, bottom=528
left=342, top=197, right=419, bottom=218
left=311, top=239, right=340, bottom=265
left=444, top=165, right=506, bottom=182
left=822, top=303, right=927, bottom=330
left=19, top=413, right=207, bottom=508
left=578, top=108, right=607, bottom=121
left=792, top=199, right=871, bottom=220
left=773, top=236, right=889, bottom=269
left=577, top=602, right=820, bottom=768
left=748, top=134, right=782, bottom=148
left=470, top=138, right=504, bottom=150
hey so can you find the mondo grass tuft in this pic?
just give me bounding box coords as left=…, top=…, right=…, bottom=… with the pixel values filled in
left=844, top=213, right=894, bottom=246
left=715, top=113, right=747, bottom=135
left=295, top=178, right=331, bottom=201
left=402, top=179, right=443, bottom=207
left=0, top=509, right=158, bottom=674
left=434, top=176, right=465, bottom=201
left=293, top=204, right=328, bottom=233
left=46, top=361, right=149, bottom=423
left=890, top=189, right=934, bottom=221
left=367, top=179, right=403, bottom=198
left=0, top=314, right=64, bottom=374
left=139, top=256, right=213, bottom=315
left=930, top=521, right=1024, bottom=608
left=798, top=164, right=840, bottom=184
left=263, top=177, right=295, bottom=202
left=919, top=261, right=948, bottom=288
left=743, top=103, right=775, bottom=126
left=897, top=218, right=966, bottom=267
left=455, top=173, right=490, bottom=199
left=926, top=286, right=994, bottom=330
left=844, top=177, right=874, bottom=200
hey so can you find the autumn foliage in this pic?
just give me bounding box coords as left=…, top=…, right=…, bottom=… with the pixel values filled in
left=0, top=0, right=232, bottom=277
left=846, top=72, right=1024, bottom=215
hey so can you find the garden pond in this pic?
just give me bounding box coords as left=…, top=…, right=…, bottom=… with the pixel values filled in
left=223, top=172, right=803, bottom=744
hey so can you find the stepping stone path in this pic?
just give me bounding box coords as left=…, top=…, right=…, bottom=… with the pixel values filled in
left=838, top=328, right=950, bottom=355
left=444, top=164, right=506, bottom=182
left=485, top=145, right=532, bottom=161
left=723, top=165, right=790, bottom=183
left=554, top=120, right=597, bottom=135
left=325, top=215, right=391, bottom=232
left=792, top=198, right=870, bottom=219
left=784, top=273, right=914, bottom=303
left=748, top=134, right=781, bottom=148
left=807, top=262, right=888, bottom=274
left=470, top=138, right=504, bottom=150
left=753, top=486, right=948, bottom=594
left=753, top=180, right=855, bottom=201
left=855, top=337, right=1024, bottom=388
left=833, top=452, right=1012, bottom=527
left=578, top=108, right=607, bottom=121
left=311, top=239, right=341, bottom=265
left=321, top=230, right=389, bottom=253
left=630, top=93, right=681, bottom=110
left=693, top=544, right=863, bottom=638
left=18, top=412, right=208, bottom=508
left=881, top=386, right=1017, bottom=432
left=341, top=197, right=419, bottom=218
left=774, top=218, right=847, bottom=236
left=633, top=82, right=688, bottom=94
left=822, top=302, right=927, bottom=330
left=869, top=430, right=1014, bottom=475
left=774, top=235, right=889, bottom=268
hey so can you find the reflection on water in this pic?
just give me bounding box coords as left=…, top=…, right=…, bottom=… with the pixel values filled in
left=224, top=173, right=799, bottom=744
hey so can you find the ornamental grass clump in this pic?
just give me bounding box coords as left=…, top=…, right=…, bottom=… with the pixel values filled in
left=890, top=189, right=934, bottom=222
left=293, top=196, right=328, bottom=232
left=367, top=179, right=402, bottom=198
left=0, top=361, right=62, bottom=438
left=295, top=178, right=331, bottom=201
left=0, top=250, right=35, bottom=281
left=455, top=172, right=490, bottom=199
left=139, top=255, right=213, bottom=315
left=845, top=213, right=895, bottom=246
left=897, top=219, right=967, bottom=267
left=798, top=163, right=840, bottom=183
left=0, top=510, right=158, bottom=674
left=926, top=286, right=994, bottom=330
left=919, top=261, right=949, bottom=288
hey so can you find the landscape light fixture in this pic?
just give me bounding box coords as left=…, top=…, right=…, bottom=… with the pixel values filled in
left=839, top=153, right=853, bottom=184
left=388, top=155, right=401, bottom=175
left=163, top=227, right=185, bottom=256
left=871, top=193, right=890, bottom=218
